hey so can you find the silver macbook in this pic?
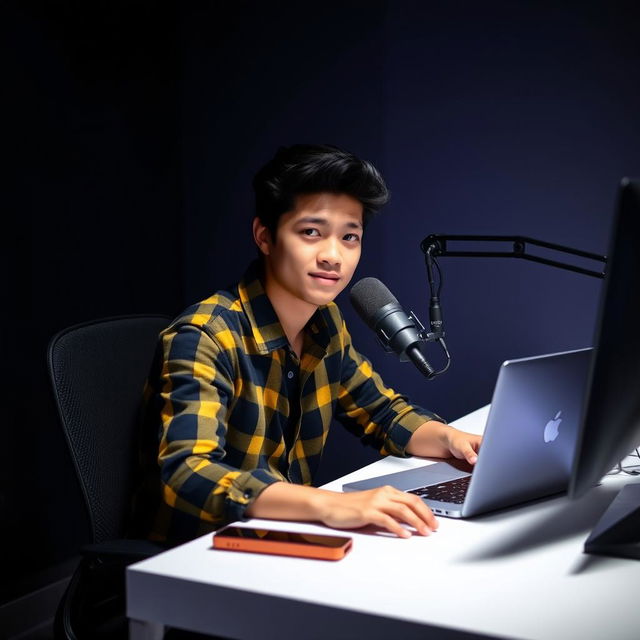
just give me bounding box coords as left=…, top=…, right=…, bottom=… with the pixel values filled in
left=343, top=347, right=592, bottom=518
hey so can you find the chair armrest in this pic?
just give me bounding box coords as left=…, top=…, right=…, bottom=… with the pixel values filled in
left=81, top=538, right=168, bottom=564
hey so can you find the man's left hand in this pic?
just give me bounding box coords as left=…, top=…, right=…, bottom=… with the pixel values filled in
left=406, top=421, right=482, bottom=465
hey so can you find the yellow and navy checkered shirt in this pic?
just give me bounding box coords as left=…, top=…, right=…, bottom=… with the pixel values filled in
left=144, top=261, right=444, bottom=543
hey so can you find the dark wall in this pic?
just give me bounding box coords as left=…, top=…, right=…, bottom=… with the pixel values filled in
left=177, top=1, right=389, bottom=303
left=3, top=1, right=183, bottom=603
left=4, top=0, right=639, bottom=605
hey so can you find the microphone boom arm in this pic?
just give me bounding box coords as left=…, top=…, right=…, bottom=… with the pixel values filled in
left=421, top=234, right=606, bottom=279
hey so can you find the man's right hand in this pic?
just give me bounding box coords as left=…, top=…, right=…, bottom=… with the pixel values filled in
left=245, top=482, right=438, bottom=538
left=313, top=485, right=437, bottom=538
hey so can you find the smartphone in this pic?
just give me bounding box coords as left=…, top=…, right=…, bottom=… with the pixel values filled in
left=212, top=526, right=353, bottom=561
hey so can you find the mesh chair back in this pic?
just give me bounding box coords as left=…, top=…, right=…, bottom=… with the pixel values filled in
left=47, top=315, right=171, bottom=544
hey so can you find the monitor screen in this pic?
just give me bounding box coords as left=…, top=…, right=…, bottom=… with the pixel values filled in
left=569, top=177, right=640, bottom=499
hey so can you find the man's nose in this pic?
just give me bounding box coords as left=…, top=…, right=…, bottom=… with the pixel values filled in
left=318, top=238, right=341, bottom=267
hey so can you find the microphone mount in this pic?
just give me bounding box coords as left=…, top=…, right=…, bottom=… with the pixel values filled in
left=417, top=234, right=608, bottom=379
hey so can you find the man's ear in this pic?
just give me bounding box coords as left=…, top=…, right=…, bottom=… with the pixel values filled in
left=252, top=217, right=273, bottom=256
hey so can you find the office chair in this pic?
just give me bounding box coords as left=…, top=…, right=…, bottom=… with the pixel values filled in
left=47, top=314, right=172, bottom=639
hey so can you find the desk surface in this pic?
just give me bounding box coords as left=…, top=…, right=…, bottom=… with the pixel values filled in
left=127, top=406, right=640, bottom=640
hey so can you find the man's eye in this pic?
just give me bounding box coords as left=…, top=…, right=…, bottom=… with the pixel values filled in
left=344, top=233, right=360, bottom=242
left=302, top=228, right=320, bottom=237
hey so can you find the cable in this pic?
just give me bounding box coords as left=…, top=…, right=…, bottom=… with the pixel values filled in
left=433, top=337, right=451, bottom=376
left=606, top=448, right=640, bottom=476
left=623, top=447, right=640, bottom=475
left=421, top=248, right=450, bottom=377
left=433, top=253, right=443, bottom=298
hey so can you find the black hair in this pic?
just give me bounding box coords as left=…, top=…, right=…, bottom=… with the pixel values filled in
left=252, top=144, right=389, bottom=238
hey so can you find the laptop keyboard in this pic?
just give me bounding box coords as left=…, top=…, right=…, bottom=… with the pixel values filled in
left=408, top=475, right=471, bottom=504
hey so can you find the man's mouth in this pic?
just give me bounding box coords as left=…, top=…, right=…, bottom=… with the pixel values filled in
left=309, top=272, right=340, bottom=283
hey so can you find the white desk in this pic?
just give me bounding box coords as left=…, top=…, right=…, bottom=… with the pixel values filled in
left=127, top=406, right=640, bottom=640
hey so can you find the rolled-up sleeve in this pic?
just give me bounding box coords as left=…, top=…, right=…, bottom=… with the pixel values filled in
left=334, top=323, right=445, bottom=457
left=156, top=324, right=281, bottom=527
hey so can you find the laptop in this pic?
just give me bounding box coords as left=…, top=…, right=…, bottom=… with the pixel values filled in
left=343, top=347, right=592, bottom=518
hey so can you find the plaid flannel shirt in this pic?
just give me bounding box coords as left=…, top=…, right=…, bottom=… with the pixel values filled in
left=144, top=261, right=444, bottom=543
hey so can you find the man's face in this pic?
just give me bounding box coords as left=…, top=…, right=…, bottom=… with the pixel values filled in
left=254, top=192, right=364, bottom=312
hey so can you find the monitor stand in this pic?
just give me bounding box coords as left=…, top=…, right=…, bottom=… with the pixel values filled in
left=584, top=483, right=640, bottom=560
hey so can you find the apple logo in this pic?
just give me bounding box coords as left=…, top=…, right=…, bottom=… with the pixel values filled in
left=544, top=411, right=563, bottom=443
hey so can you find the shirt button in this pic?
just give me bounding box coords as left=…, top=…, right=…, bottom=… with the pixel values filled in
left=287, top=371, right=294, bottom=379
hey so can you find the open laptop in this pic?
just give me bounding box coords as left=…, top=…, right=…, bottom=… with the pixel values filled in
left=343, top=347, right=592, bottom=518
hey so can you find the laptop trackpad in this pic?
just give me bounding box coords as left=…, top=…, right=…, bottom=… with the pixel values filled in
left=342, top=459, right=473, bottom=493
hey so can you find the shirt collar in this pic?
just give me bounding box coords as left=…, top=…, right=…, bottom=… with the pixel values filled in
left=238, top=260, right=331, bottom=355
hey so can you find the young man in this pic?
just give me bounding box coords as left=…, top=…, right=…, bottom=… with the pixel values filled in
left=143, top=144, right=481, bottom=545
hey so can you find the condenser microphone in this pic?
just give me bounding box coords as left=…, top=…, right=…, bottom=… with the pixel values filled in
left=349, top=277, right=436, bottom=379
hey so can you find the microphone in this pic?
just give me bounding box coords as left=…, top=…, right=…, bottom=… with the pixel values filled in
left=349, top=277, right=436, bottom=379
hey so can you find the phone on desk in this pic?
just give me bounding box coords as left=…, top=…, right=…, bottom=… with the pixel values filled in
left=213, top=526, right=353, bottom=561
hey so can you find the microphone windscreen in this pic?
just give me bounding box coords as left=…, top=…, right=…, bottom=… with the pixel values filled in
left=349, top=277, right=398, bottom=328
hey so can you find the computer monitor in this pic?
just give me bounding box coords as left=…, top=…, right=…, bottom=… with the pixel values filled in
left=568, top=177, right=640, bottom=559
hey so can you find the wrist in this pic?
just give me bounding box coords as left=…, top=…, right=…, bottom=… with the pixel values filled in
left=434, top=422, right=454, bottom=446
left=308, top=488, right=333, bottom=522
left=406, top=420, right=452, bottom=456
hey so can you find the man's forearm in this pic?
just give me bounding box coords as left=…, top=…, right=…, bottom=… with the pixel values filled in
left=405, top=420, right=453, bottom=457
left=245, top=481, right=329, bottom=521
